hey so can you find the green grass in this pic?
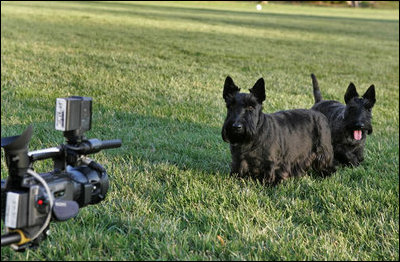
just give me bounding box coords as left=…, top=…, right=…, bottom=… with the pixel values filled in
left=1, top=1, right=398, bottom=260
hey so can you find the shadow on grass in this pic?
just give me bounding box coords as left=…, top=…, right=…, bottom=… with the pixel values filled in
left=91, top=107, right=231, bottom=175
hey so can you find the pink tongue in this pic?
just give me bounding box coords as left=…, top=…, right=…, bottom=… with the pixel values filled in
left=354, top=130, right=362, bottom=140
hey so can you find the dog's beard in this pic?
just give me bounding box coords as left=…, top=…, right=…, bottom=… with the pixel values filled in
left=344, top=110, right=373, bottom=141
left=222, top=122, right=257, bottom=144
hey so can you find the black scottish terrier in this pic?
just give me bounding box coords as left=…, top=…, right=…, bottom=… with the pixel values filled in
left=222, top=76, right=336, bottom=185
left=310, top=74, right=376, bottom=166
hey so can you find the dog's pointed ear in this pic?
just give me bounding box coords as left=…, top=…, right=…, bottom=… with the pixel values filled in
left=344, top=82, right=359, bottom=104
left=223, top=76, right=240, bottom=101
left=362, top=84, right=376, bottom=109
left=250, top=78, right=265, bottom=103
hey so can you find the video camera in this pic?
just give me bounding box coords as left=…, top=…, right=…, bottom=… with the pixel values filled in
left=1, top=96, right=122, bottom=251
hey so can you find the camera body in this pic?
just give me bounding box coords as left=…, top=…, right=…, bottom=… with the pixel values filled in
left=1, top=96, right=121, bottom=250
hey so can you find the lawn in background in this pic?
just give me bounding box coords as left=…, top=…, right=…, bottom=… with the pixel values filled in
left=1, top=1, right=398, bottom=260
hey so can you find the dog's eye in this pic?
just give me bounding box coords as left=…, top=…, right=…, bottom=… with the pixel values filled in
left=246, top=106, right=255, bottom=111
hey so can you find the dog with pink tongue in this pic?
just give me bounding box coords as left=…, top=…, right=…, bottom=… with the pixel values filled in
left=310, top=74, right=376, bottom=167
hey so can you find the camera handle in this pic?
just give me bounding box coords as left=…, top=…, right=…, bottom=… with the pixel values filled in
left=28, top=139, right=122, bottom=163
left=1, top=232, right=22, bottom=246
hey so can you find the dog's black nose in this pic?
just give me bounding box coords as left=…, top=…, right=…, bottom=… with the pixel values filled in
left=232, top=123, right=243, bottom=130
left=354, top=122, right=365, bottom=129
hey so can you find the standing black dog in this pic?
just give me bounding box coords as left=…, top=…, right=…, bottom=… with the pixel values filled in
left=222, top=76, right=336, bottom=185
left=310, top=74, right=376, bottom=166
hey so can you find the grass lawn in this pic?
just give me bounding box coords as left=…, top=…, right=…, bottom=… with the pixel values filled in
left=1, top=1, right=398, bottom=260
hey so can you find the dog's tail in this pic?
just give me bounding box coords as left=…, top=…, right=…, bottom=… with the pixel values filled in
left=311, top=73, right=323, bottom=103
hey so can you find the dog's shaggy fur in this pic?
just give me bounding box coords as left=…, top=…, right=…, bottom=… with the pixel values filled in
left=311, top=73, right=376, bottom=166
left=222, top=76, right=336, bottom=185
